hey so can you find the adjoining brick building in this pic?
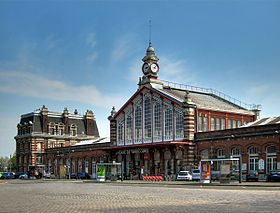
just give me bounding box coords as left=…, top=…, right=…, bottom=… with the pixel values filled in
left=196, top=117, right=280, bottom=179
left=15, top=105, right=99, bottom=174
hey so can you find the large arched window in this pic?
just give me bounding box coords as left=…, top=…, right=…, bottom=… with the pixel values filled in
left=117, top=119, right=124, bottom=145
left=134, top=104, right=142, bottom=143
left=175, top=109, right=184, bottom=140
left=153, top=101, right=162, bottom=142
left=231, top=148, right=241, bottom=156
left=164, top=104, right=173, bottom=141
left=144, top=95, right=152, bottom=142
left=125, top=110, right=133, bottom=144
left=266, top=145, right=277, bottom=173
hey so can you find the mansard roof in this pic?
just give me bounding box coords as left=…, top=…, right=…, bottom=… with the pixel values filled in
left=18, top=108, right=100, bottom=137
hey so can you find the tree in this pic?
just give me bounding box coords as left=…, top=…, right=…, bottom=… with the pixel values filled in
left=0, top=153, right=17, bottom=172
left=0, top=156, right=9, bottom=172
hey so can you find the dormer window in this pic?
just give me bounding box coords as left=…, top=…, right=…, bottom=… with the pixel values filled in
left=58, top=123, right=64, bottom=135
left=48, top=123, right=56, bottom=135
left=70, top=124, right=77, bottom=136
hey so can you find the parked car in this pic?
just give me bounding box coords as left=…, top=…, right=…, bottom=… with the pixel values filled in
left=267, top=171, right=280, bottom=182
left=246, top=171, right=259, bottom=182
left=19, top=173, right=28, bottom=179
left=1, top=172, right=14, bottom=179
left=77, top=172, right=90, bottom=179
left=70, top=173, right=78, bottom=179
left=191, top=169, right=201, bottom=181
left=176, top=171, right=192, bottom=181
left=70, top=172, right=90, bottom=179
left=14, top=172, right=26, bottom=179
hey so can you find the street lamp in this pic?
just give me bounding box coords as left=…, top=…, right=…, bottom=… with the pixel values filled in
left=68, top=149, right=74, bottom=179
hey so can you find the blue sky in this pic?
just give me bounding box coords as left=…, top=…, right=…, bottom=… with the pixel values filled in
left=0, top=0, right=279, bottom=157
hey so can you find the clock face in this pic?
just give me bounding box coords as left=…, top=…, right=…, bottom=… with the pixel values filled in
left=150, top=63, right=159, bottom=73
left=142, top=63, right=149, bottom=74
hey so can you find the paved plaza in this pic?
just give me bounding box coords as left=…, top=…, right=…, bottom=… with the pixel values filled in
left=0, top=179, right=280, bottom=213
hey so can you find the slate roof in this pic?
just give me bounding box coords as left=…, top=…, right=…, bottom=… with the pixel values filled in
left=149, top=81, right=256, bottom=115
left=18, top=109, right=99, bottom=137
left=242, top=116, right=280, bottom=127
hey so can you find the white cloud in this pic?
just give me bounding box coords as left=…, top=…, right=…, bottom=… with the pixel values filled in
left=247, top=84, right=271, bottom=97
left=111, top=33, right=139, bottom=64
left=0, top=70, right=124, bottom=108
left=86, top=33, right=97, bottom=48
left=45, top=33, right=60, bottom=51
left=87, top=52, right=98, bottom=62
left=160, top=56, right=196, bottom=84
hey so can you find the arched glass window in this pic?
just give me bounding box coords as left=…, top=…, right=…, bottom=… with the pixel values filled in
left=267, top=145, right=276, bottom=154
left=117, top=119, right=124, bottom=145
left=164, top=105, right=173, bottom=140
left=144, top=96, right=152, bottom=141
left=231, top=148, right=241, bottom=156
left=134, top=105, right=142, bottom=143
left=175, top=109, right=184, bottom=139
left=248, top=147, right=258, bottom=155
left=153, top=102, right=162, bottom=142
left=126, top=111, right=133, bottom=143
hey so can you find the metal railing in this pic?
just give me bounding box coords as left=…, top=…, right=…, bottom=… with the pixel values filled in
left=161, top=80, right=261, bottom=111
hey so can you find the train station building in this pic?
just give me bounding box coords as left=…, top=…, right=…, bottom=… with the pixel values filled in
left=16, top=42, right=280, bottom=180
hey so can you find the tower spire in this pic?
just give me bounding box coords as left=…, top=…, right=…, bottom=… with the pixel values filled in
left=149, top=19, right=152, bottom=45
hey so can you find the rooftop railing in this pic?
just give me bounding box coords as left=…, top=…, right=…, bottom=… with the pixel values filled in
left=161, top=80, right=261, bottom=111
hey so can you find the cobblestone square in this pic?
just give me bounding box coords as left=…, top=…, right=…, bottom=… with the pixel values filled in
left=1, top=180, right=280, bottom=212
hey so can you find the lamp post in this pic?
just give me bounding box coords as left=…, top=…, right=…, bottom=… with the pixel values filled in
left=68, top=149, right=74, bottom=179
left=239, top=154, right=242, bottom=183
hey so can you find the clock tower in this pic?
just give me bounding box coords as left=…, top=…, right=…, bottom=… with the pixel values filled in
left=141, top=42, right=159, bottom=79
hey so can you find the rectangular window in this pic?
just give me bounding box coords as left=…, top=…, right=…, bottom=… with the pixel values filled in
left=210, top=118, right=215, bottom=131
left=228, top=119, right=232, bottom=129
left=249, top=157, right=259, bottom=171
left=221, top=118, right=225, bottom=130
left=237, top=120, right=241, bottom=127
left=203, top=116, right=208, bottom=132
left=198, top=116, right=202, bottom=132
left=232, top=120, right=237, bottom=128
left=216, top=118, right=220, bottom=130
